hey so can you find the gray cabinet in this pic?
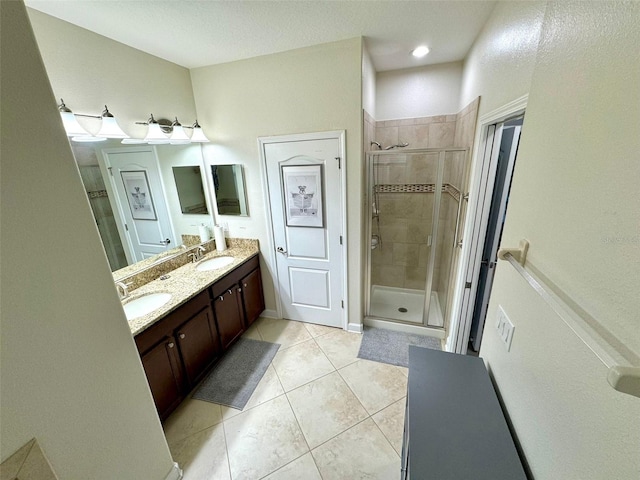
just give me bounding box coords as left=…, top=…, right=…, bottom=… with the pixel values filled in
left=403, top=346, right=527, bottom=479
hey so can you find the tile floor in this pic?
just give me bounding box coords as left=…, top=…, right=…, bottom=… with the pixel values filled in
left=163, top=317, right=408, bottom=480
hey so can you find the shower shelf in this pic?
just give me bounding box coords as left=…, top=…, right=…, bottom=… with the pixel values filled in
left=375, top=183, right=461, bottom=201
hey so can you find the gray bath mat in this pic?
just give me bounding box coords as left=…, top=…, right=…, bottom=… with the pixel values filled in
left=192, top=338, right=280, bottom=410
left=357, top=327, right=441, bottom=367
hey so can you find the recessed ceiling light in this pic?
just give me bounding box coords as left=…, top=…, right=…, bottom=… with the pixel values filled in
left=412, top=46, right=430, bottom=58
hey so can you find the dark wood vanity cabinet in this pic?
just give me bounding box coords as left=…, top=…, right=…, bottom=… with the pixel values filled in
left=212, top=287, right=244, bottom=350
left=210, top=254, right=263, bottom=348
left=134, top=254, right=265, bottom=420
left=139, top=336, right=184, bottom=420
left=176, top=307, right=220, bottom=386
left=241, top=267, right=265, bottom=326
left=135, top=290, right=220, bottom=420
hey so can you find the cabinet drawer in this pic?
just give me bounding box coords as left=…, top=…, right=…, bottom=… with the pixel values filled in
left=210, top=255, right=259, bottom=297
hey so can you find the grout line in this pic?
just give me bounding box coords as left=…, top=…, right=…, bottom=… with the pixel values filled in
left=220, top=419, right=233, bottom=480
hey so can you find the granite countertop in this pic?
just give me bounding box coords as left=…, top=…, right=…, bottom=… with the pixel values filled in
left=124, top=241, right=259, bottom=336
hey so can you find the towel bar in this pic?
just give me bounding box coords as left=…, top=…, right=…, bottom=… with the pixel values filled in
left=499, top=244, right=640, bottom=399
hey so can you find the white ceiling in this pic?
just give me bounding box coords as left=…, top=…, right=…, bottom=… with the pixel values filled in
left=25, top=0, right=496, bottom=72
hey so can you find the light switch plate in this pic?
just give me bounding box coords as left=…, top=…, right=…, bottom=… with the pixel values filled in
left=496, top=305, right=515, bottom=351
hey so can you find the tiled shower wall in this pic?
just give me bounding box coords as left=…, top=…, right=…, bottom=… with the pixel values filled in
left=365, top=98, right=479, bottom=327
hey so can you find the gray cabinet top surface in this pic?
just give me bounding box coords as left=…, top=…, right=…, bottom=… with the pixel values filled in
left=408, top=346, right=527, bottom=479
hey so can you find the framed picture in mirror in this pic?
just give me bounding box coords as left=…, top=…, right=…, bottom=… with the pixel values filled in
left=121, top=170, right=157, bottom=220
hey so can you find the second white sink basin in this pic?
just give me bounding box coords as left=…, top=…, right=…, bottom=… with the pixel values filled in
left=196, top=256, right=235, bottom=271
left=123, top=292, right=172, bottom=320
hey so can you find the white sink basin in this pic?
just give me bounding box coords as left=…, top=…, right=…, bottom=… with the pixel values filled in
left=196, top=256, right=235, bottom=271
left=123, top=292, right=172, bottom=320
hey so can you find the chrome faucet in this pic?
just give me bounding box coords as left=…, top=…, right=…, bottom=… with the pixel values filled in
left=115, top=281, right=132, bottom=299
left=189, top=245, right=206, bottom=263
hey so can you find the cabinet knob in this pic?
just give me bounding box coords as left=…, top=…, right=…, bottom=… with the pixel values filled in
left=179, top=333, right=186, bottom=339
left=168, top=342, right=175, bottom=349
left=219, top=296, right=224, bottom=302
left=228, top=289, right=233, bottom=295
left=244, top=283, right=248, bottom=287
left=238, top=288, right=242, bottom=293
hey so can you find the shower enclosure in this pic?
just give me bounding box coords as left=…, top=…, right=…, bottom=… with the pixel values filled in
left=365, top=148, right=469, bottom=331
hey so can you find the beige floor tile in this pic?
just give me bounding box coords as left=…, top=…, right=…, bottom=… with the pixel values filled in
left=262, top=453, right=322, bottom=480
left=338, top=359, right=408, bottom=414
left=287, top=371, right=369, bottom=448
left=303, top=322, right=340, bottom=338
left=315, top=329, right=362, bottom=369
left=170, top=423, right=230, bottom=480
left=164, top=399, right=222, bottom=447
left=396, top=365, right=409, bottom=377
left=219, top=364, right=284, bottom=421
left=242, top=322, right=262, bottom=340
left=224, top=395, right=308, bottom=480
left=311, top=418, right=400, bottom=480
left=372, top=397, right=406, bottom=455
left=272, top=339, right=335, bottom=392
left=256, top=317, right=312, bottom=349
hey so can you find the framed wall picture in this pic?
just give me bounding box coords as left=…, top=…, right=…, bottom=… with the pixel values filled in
left=282, top=164, right=323, bottom=227
left=120, top=170, right=157, bottom=220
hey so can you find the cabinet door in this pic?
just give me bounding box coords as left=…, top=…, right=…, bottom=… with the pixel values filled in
left=140, top=336, right=184, bottom=420
left=241, top=268, right=265, bottom=326
left=176, top=306, right=220, bottom=386
left=214, top=288, right=244, bottom=350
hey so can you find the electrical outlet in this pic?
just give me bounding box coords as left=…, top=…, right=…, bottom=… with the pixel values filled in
left=496, top=305, right=515, bottom=351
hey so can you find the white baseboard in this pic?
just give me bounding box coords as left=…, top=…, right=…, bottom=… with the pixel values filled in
left=364, top=317, right=446, bottom=340
left=164, top=462, right=182, bottom=480
left=347, top=322, right=363, bottom=333
left=260, top=309, right=278, bottom=319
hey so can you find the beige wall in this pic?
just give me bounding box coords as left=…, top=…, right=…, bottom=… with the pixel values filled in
left=467, top=2, right=640, bottom=477
left=190, top=38, right=363, bottom=321
left=377, top=62, right=463, bottom=120
left=459, top=1, right=546, bottom=116
left=27, top=8, right=197, bottom=141
left=0, top=2, right=175, bottom=478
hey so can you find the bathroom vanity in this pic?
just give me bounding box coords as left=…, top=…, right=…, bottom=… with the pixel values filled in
left=124, top=243, right=264, bottom=420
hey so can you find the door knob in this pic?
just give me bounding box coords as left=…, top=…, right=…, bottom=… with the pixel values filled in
left=276, top=247, right=287, bottom=255
left=159, top=238, right=171, bottom=246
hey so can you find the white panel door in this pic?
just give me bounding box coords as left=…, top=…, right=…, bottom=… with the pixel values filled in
left=263, top=135, right=344, bottom=328
left=103, top=147, right=176, bottom=261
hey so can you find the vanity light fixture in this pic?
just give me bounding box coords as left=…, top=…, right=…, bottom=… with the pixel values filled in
left=135, top=115, right=210, bottom=144
left=142, top=114, right=170, bottom=144
left=96, top=105, right=130, bottom=139
left=57, top=99, right=129, bottom=142
left=169, top=117, right=191, bottom=144
left=189, top=120, right=210, bottom=143
left=58, top=99, right=92, bottom=137
left=411, top=45, right=430, bottom=58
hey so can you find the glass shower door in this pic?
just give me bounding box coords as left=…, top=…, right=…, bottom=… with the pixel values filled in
left=425, top=150, right=467, bottom=328
left=368, top=151, right=441, bottom=325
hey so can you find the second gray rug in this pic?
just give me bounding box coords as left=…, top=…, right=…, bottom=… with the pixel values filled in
left=357, top=326, right=441, bottom=367
left=192, top=338, right=280, bottom=410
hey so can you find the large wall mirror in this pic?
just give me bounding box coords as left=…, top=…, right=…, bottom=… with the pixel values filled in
left=211, top=164, right=248, bottom=216
left=71, top=140, right=213, bottom=273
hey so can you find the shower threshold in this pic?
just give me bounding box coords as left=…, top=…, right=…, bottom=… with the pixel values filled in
left=369, top=285, right=444, bottom=327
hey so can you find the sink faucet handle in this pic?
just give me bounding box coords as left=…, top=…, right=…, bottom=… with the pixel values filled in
left=115, top=280, right=132, bottom=299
